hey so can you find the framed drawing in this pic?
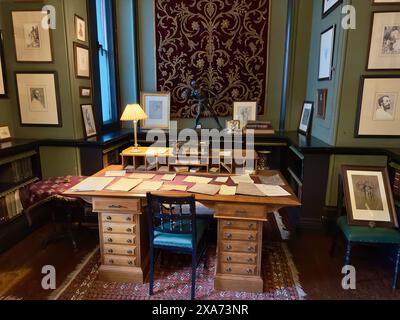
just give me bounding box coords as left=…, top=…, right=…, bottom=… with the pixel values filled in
left=367, top=12, right=400, bottom=70
left=12, top=11, right=53, bottom=62
left=15, top=72, right=61, bottom=127
left=81, top=104, right=97, bottom=138
left=141, top=92, right=170, bottom=129
left=0, top=31, right=6, bottom=98
left=298, top=101, right=313, bottom=136
left=372, top=0, right=400, bottom=4
left=75, top=15, right=86, bottom=42
left=74, top=42, right=90, bottom=79
left=233, top=102, right=257, bottom=129
left=226, top=120, right=241, bottom=133
left=318, top=25, right=336, bottom=81
left=341, top=165, right=398, bottom=228
left=79, top=86, right=91, bottom=98
left=0, top=126, right=11, bottom=141
left=355, top=75, right=400, bottom=137
left=322, top=0, right=343, bottom=18
left=317, top=89, right=328, bottom=119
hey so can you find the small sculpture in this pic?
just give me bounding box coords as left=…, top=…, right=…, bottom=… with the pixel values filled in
left=183, top=80, right=223, bottom=130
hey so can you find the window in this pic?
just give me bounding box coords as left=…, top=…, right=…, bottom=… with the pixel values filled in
left=90, top=0, right=119, bottom=131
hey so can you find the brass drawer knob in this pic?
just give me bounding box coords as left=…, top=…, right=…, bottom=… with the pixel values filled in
left=246, top=268, right=253, bottom=274
left=106, top=216, right=112, bottom=221
left=248, top=223, right=255, bottom=229
left=226, top=256, right=232, bottom=262
left=248, top=246, right=254, bottom=252
left=128, top=260, right=133, bottom=266
left=107, top=227, right=113, bottom=232
left=127, top=250, right=133, bottom=255
left=225, top=268, right=232, bottom=273
left=248, top=235, right=255, bottom=241
left=108, top=249, right=114, bottom=254
left=226, top=233, right=232, bottom=239
left=226, top=245, right=232, bottom=250
left=107, top=238, right=113, bottom=243
left=247, top=258, right=254, bottom=263
left=126, top=228, right=132, bottom=233
left=126, top=217, right=132, bottom=222
left=127, top=239, right=133, bottom=244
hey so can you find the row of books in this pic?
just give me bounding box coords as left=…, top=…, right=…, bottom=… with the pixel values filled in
left=394, top=170, right=400, bottom=201
left=244, top=121, right=275, bottom=135
left=0, top=190, right=24, bottom=225
left=0, top=157, right=33, bottom=184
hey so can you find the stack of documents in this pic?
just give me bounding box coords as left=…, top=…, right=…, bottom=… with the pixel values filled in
left=236, top=183, right=265, bottom=197
left=106, top=179, right=143, bottom=192
left=231, top=174, right=254, bottom=184
left=71, top=177, right=114, bottom=192
left=188, top=184, right=221, bottom=196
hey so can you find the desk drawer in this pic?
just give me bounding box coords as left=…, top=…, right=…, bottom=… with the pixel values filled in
left=101, top=213, right=135, bottom=224
left=104, top=244, right=136, bottom=256
left=103, top=234, right=135, bottom=245
left=220, top=220, right=258, bottom=230
left=103, top=223, right=135, bottom=235
left=221, top=240, right=258, bottom=254
left=220, top=252, right=257, bottom=265
left=94, top=198, right=141, bottom=213
left=216, top=204, right=266, bottom=220
left=221, top=263, right=257, bottom=276
left=104, top=255, right=136, bottom=267
left=222, top=229, right=258, bottom=242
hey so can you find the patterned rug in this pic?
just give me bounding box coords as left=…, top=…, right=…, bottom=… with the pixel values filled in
left=51, top=243, right=306, bottom=300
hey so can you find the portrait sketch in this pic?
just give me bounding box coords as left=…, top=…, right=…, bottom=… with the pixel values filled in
left=29, top=88, right=47, bottom=112
left=233, top=102, right=257, bottom=129
left=374, top=93, right=397, bottom=121
left=23, top=24, right=41, bottom=49
left=74, top=43, right=90, bottom=78
left=352, top=175, right=384, bottom=211
left=148, top=101, right=163, bottom=120
left=382, top=26, right=400, bottom=55
left=75, top=16, right=86, bottom=42
left=142, top=92, right=170, bottom=129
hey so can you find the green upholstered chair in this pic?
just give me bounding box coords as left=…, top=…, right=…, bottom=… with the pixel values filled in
left=331, top=177, right=400, bottom=289
left=146, top=193, right=208, bottom=300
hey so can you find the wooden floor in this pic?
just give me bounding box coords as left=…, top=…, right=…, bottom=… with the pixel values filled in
left=1, top=224, right=399, bottom=300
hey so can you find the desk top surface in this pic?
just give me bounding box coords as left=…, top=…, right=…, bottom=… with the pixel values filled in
left=64, top=165, right=301, bottom=207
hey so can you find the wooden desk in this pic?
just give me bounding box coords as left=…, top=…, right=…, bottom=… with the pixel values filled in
left=64, top=165, right=301, bottom=293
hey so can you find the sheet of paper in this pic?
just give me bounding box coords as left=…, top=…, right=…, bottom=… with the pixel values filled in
left=158, top=166, right=169, bottom=172
left=184, top=176, right=213, bottom=184
left=215, top=177, right=229, bottom=183
left=188, top=184, right=221, bottom=196
left=259, top=174, right=285, bottom=186
left=105, top=170, right=126, bottom=177
left=71, top=177, right=114, bottom=192
left=106, top=179, right=143, bottom=192
left=236, top=183, right=265, bottom=197
left=162, top=174, right=176, bottom=181
left=133, top=181, right=164, bottom=192
left=256, top=184, right=291, bottom=197
left=231, top=174, right=254, bottom=185
left=161, top=185, right=188, bottom=192
left=219, top=185, right=237, bottom=196
left=129, top=173, right=156, bottom=180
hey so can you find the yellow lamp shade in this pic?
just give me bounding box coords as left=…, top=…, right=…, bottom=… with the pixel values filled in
left=120, top=104, right=147, bottom=121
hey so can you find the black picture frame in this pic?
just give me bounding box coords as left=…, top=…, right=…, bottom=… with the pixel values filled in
left=317, top=89, right=328, bottom=119
left=0, top=30, right=7, bottom=98
left=298, top=101, right=314, bottom=136
left=322, top=0, right=343, bottom=18
left=318, top=25, right=336, bottom=81
left=73, top=42, right=91, bottom=79
left=355, top=75, right=400, bottom=138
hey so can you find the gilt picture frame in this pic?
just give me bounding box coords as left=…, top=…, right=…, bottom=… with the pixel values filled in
left=75, top=15, right=86, bottom=43
left=341, top=165, right=398, bottom=228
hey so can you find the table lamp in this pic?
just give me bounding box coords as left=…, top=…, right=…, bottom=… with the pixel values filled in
left=120, top=104, right=147, bottom=153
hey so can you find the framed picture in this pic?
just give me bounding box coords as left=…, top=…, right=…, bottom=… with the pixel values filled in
left=372, top=0, right=400, bottom=4
left=0, top=31, right=6, bottom=98
left=15, top=72, right=62, bottom=127
left=317, top=89, right=328, bottom=119
left=298, top=101, right=313, bottom=136
left=355, top=75, right=400, bottom=137
left=367, top=12, right=400, bottom=71
left=233, top=102, right=257, bottom=129
left=81, top=104, right=97, bottom=138
left=341, top=165, right=398, bottom=228
left=141, top=92, right=170, bottom=129
left=12, top=11, right=53, bottom=62
left=74, top=43, right=90, bottom=79
left=322, top=0, right=343, bottom=18
left=79, top=87, right=91, bottom=98
left=318, top=25, right=336, bottom=81
left=75, top=15, right=86, bottom=42
left=226, top=120, right=241, bottom=133
left=0, top=126, right=11, bottom=141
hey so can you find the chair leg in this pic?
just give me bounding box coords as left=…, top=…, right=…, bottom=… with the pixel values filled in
left=191, top=253, right=197, bottom=300
left=344, top=242, right=352, bottom=266
left=393, top=246, right=400, bottom=290
left=149, top=246, right=155, bottom=296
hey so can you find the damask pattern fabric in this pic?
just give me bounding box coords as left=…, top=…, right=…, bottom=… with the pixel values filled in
left=155, top=0, right=269, bottom=119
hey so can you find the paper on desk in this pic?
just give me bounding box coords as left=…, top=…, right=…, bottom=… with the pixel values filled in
left=236, top=183, right=265, bottom=197
left=219, top=185, right=236, bottom=196
left=129, top=173, right=156, bottom=180
left=105, top=170, right=126, bottom=177
left=133, top=181, right=164, bottom=192
left=256, top=184, right=291, bottom=197
left=71, top=177, right=114, bottom=192
left=184, top=176, right=213, bottom=184
left=162, top=174, right=176, bottom=181
left=158, top=166, right=169, bottom=172
left=106, top=178, right=143, bottom=192
left=259, top=174, right=285, bottom=186
left=188, top=184, right=221, bottom=196
left=231, top=174, right=254, bottom=185
left=161, top=185, right=188, bottom=192
left=215, top=177, right=229, bottom=183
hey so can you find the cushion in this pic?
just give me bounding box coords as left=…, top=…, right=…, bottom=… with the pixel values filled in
left=337, top=216, right=400, bottom=244
left=153, top=219, right=207, bottom=249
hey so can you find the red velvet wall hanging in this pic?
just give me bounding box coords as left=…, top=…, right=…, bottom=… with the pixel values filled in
left=155, top=0, right=270, bottom=119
